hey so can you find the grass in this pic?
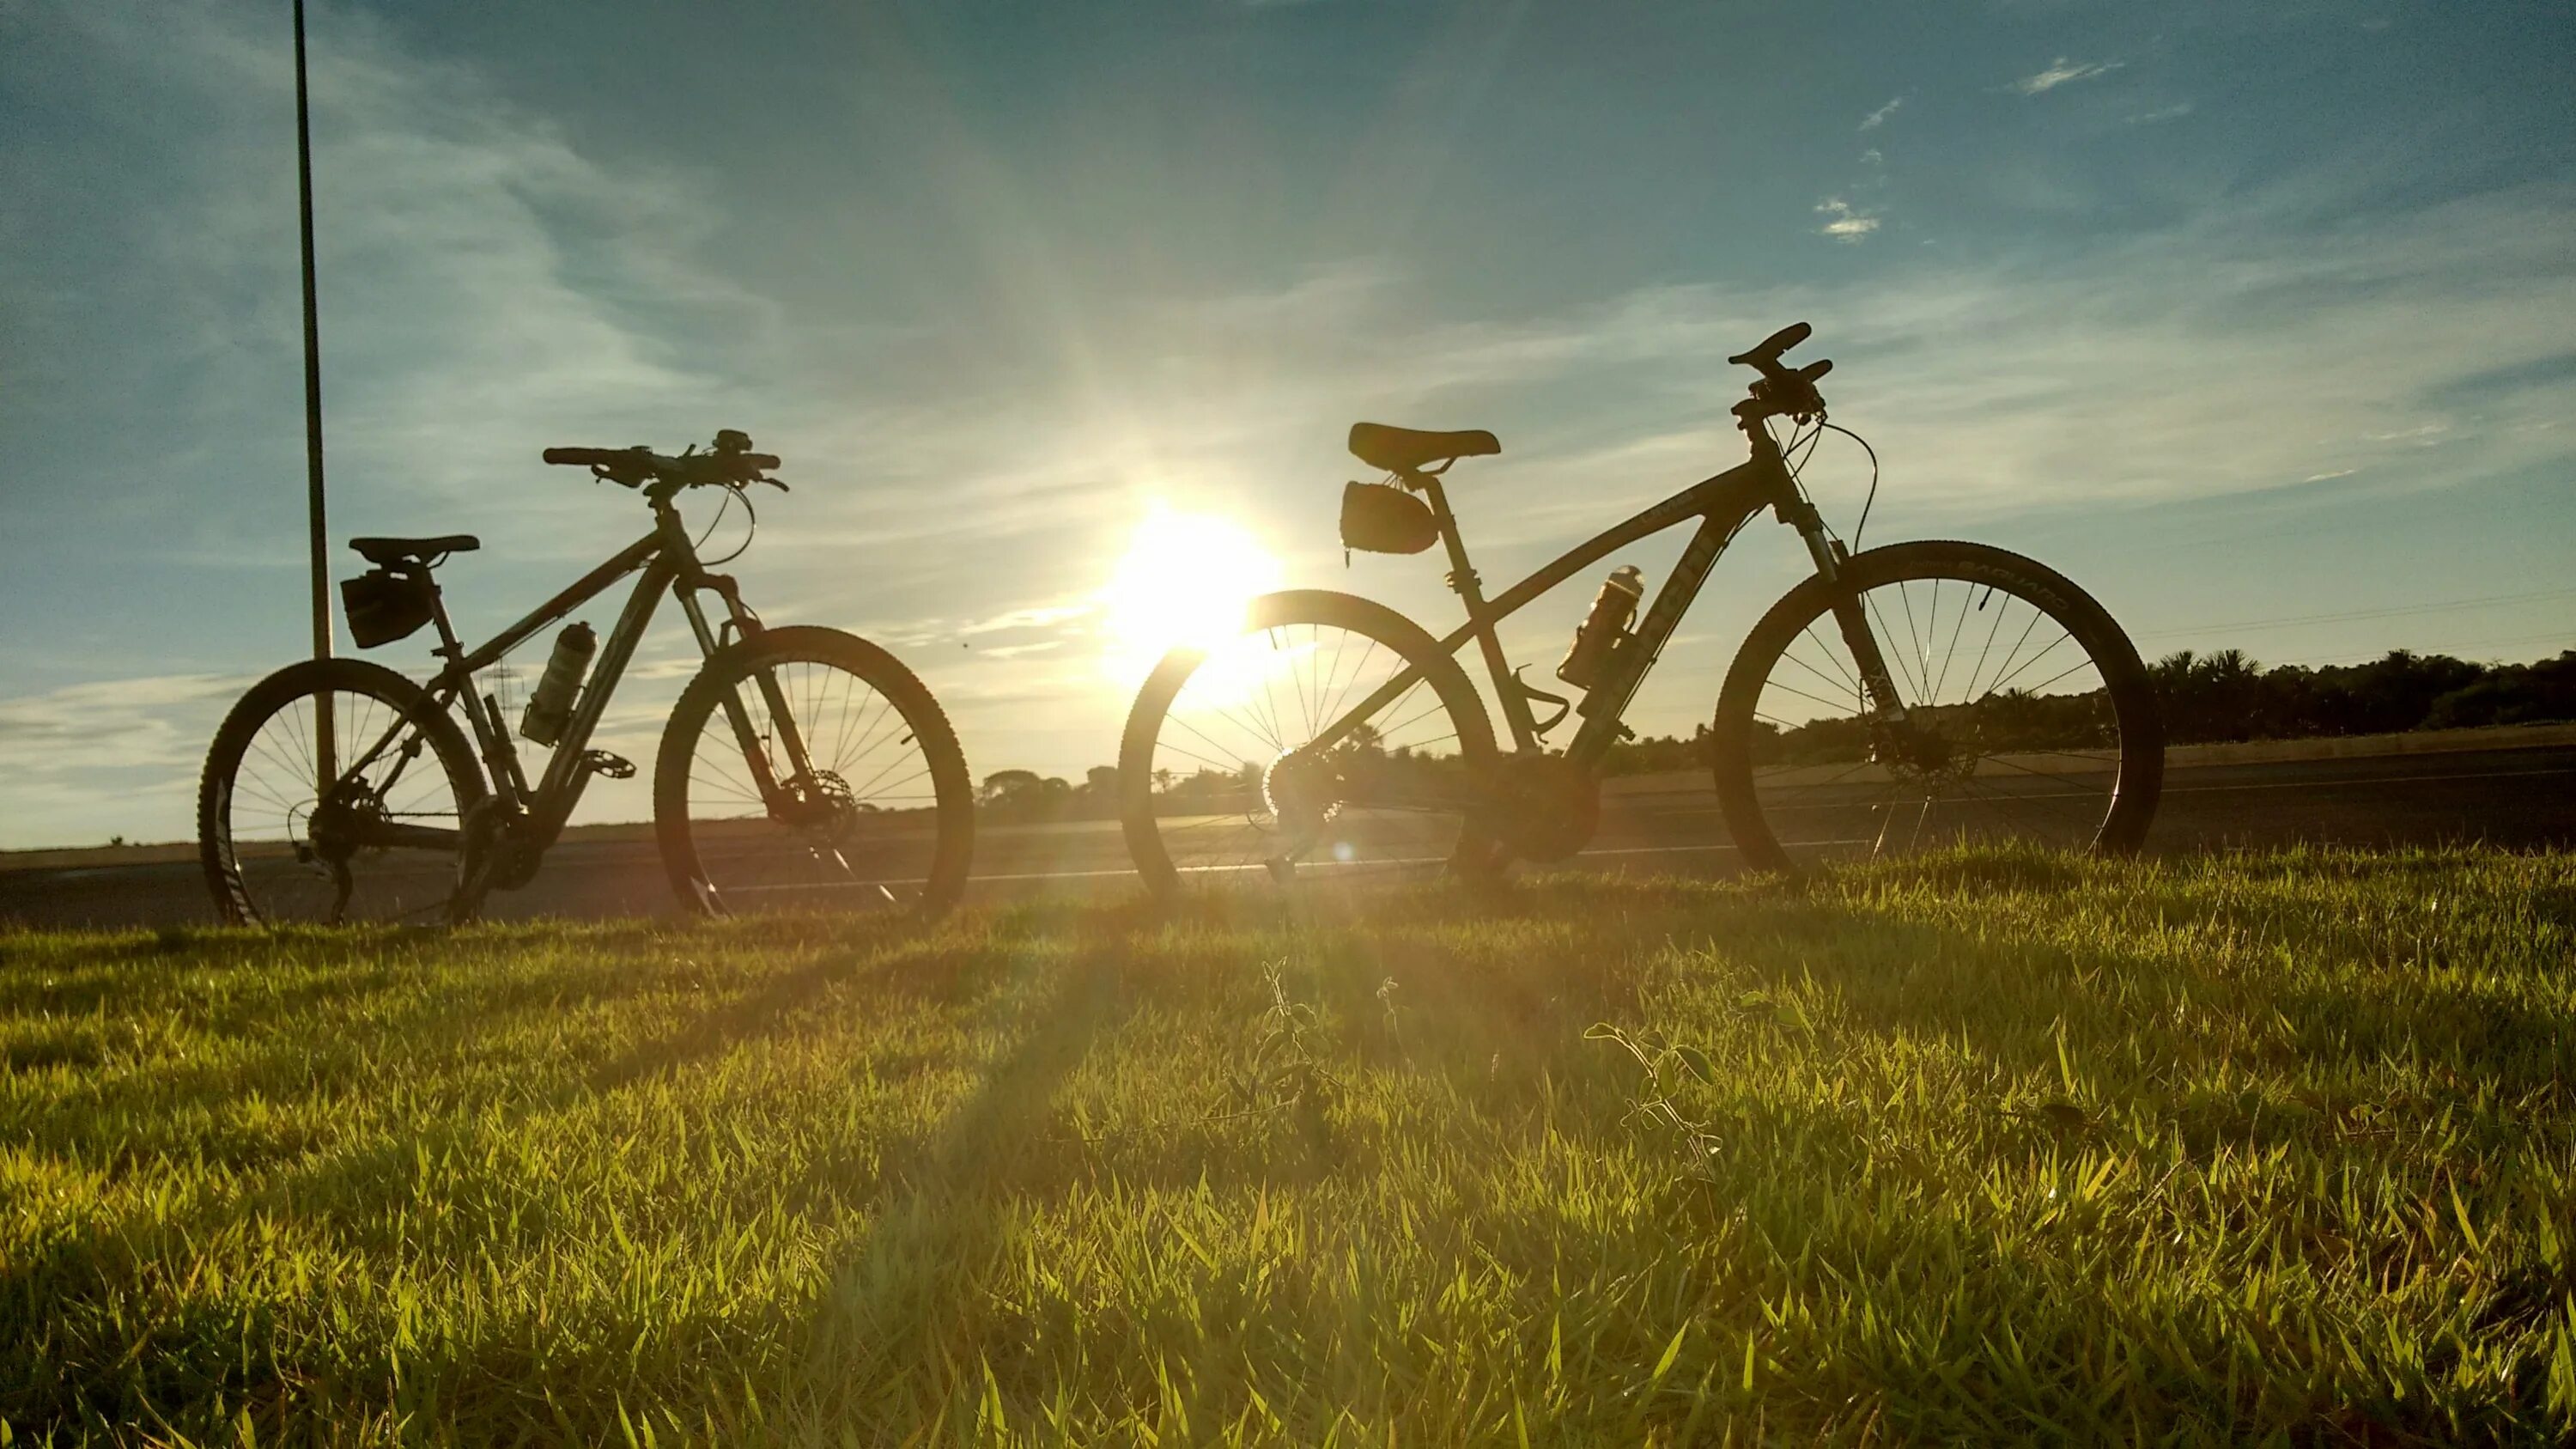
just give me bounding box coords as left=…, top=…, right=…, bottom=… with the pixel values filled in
left=3, top=848, right=2573, bottom=1445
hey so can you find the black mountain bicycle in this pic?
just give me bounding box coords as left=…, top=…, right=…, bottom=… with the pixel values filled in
left=1118, top=324, right=2164, bottom=891
left=197, top=431, right=974, bottom=925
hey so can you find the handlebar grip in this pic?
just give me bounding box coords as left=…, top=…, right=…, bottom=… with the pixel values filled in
left=544, top=447, right=635, bottom=466
left=1728, top=321, right=1813, bottom=366
left=1795, top=358, right=1832, bottom=383
left=742, top=453, right=781, bottom=472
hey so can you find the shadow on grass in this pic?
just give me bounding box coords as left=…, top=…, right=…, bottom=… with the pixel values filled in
left=9, top=854, right=2569, bottom=1440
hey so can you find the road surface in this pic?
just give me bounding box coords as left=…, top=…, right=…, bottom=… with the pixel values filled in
left=4, top=743, right=2569, bottom=931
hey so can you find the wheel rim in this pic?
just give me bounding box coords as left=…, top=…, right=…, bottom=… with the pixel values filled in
left=218, top=686, right=467, bottom=925
left=1741, top=569, right=2129, bottom=864
left=1134, top=621, right=1479, bottom=887
left=677, top=656, right=945, bottom=913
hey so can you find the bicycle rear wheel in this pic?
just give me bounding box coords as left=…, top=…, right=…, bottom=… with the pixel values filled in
left=1119, top=590, right=1500, bottom=897
left=1710, top=540, right=2162, bottom=873
left=197, top=658, right=484, bottom=925
left=653, top=626, right=973, bottom=917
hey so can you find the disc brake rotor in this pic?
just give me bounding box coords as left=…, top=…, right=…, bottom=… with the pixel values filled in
left=776, top=769, right=859, bottom=843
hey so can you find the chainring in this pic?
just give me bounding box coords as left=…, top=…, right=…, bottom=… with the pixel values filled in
left=456, top=796, right=539, bottom=906
left=1487, top=752, right=1600, bottom=862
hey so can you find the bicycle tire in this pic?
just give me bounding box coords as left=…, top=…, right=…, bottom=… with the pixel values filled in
left=1119, top=589, right=1502, bottom=898
left=653, top=625, right=974, bottom=918
left=1710, top=540, right=2163, bottom=873
left=197, top=657, right=486, bottom=926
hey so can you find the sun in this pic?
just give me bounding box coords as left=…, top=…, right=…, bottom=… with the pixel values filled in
left=1098, top=507, right=1283, bottom=681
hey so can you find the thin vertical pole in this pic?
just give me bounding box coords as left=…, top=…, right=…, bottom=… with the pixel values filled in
left=294, top=0, right=334, bottom=788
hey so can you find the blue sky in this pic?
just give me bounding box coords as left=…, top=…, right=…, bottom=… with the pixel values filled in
left=3, top=0, right=2572, bottom=848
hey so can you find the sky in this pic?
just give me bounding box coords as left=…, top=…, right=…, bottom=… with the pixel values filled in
left=2, top=0, right=2571, bottom=849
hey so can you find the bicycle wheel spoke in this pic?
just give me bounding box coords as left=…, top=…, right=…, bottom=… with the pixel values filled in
left=1722, top=553, right=2148, bottom=873
left=1862, top=591, right=1928, bottom=705
left=1778, top=644, right=1866, bottom=710
left=1137, top=618, right=1479, bottom=892
left=1958, top=588, right=2014, bottom=704
left=207, top=669, right=474, bottom=927
left=1984, top=629, right=2077, bottom=697
left=673, top=638, right=962, bottom=917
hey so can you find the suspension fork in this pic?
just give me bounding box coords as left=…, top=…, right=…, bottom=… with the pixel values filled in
left=674, top=576, right=817, bottom=804
left=1750, top=421, right=1907, bottom=721
left=1783, top=499, right=1907, bottom=719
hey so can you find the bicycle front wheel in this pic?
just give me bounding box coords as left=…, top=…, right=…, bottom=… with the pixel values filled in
left=1710, top=540, right=2163, bottom=873
left=197, top=658, right=484, bottom=926
left=1118, top=590, right=1500, bottom=897
left=653, top=626, right=973, bottom=917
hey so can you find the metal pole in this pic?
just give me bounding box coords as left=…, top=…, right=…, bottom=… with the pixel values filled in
left=294, top=0, right=334, bottom=787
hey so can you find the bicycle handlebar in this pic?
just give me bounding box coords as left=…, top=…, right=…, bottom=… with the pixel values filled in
left=541, top=437, right=782, bottom=489
left=1729, top=323, right=1832, bottom=422
left=1728, top=321, right=1811, bottom=368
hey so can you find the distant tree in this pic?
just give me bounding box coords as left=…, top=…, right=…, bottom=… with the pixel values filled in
left=2148, top=647, right=2566, bottom=745
left=980, top=769, right=1044, bottom=806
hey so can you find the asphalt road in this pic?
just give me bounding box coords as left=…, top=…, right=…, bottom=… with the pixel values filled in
left=4, top=744, right=2570, bottom=931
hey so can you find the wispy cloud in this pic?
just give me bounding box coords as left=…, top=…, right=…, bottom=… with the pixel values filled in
left=1858, top=95, right=1904, bottom=131
left=1814, top=198, right=1882, bottom=241
left=2014, top=57, right=2123, bottom=95
left=2128, top=101, right=2196, bottom=125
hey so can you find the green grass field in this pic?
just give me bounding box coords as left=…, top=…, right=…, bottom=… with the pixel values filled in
left=5, top=849, right=2573, bottom=1445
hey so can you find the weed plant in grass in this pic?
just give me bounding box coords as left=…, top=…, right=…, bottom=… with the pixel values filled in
left=3, top=848, right=2573, bottom=1444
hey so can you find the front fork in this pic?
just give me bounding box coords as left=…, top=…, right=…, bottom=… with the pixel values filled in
left=1785, top=502, right=1908, bottom=720
left=676, top=579, right=817, bottom=813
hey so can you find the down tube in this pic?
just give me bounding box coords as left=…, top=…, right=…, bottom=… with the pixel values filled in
left=534, top=557, right=673, bottom=810
left=1565, top=513, right=1738, bottom=763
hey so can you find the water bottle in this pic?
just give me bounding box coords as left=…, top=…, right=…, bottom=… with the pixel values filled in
left=519, top=622, right=596, bottom=746
left=1555, top=566, right=1644, bottom=691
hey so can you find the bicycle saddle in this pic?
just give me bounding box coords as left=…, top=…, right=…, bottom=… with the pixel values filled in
left=349, top=534, right=480, bottom=566
left=1348, top=423, right=1501, bottom=474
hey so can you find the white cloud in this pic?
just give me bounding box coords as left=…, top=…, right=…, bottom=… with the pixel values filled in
left=2014, top=58, right=2124, bottom=95
left=1859, top=95, right=1905, bottom=131
left=1815, top=198, right=1883, bottom=241
left=2129, top=101, right=2196, bottom=125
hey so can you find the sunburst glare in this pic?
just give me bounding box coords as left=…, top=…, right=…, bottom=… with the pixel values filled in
left=1098, top=507, right=1283, bottom=685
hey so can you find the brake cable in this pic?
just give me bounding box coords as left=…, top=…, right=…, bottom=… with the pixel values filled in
left=696, top=481, right=759, bottom=566
left=1817, top=423, right=1881, bottom=548
left=1768, top=416, right=1883, bottom=552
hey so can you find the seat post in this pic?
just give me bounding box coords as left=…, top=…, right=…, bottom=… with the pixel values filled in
left=422, top=571, right=465, bottom=662
left=1417, top=473, right=1535, bottom=751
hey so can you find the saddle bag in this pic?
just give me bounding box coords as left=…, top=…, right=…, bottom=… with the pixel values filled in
left=1340, top=481, right=1438, bottom=555
left=340, top=568, right=434, bottom=648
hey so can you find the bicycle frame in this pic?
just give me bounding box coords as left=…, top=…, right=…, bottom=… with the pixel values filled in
left=331, top=487, right=815, bottom=860
left=1311, top=420, right=1907, bottom=770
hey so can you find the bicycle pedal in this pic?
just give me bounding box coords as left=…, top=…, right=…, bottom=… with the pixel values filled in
left=581, top=750, right=637, bottom=780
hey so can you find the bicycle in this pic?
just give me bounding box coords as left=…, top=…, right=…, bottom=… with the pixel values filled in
left=197, top=430, right=975, bottom=925
left=1117, top=323, right=2164, bottom=891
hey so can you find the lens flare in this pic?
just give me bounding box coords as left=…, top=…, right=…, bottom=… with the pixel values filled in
left=1099, top=508, right=1283, bottom=685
